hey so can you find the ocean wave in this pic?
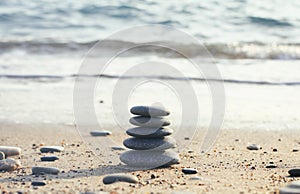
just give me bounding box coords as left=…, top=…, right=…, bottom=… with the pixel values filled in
left=247, top=16, right=293, bottom=27
left=78, top=4, right=145, bottom=19
left=1, top=74, right=299, bottom=86
left=1, top=40, right=300, bottom=60
left=1, top=0, right=300, bottom=45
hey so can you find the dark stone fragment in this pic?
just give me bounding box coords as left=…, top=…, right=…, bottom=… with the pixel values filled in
left=31, top=181, right=46, bottom=186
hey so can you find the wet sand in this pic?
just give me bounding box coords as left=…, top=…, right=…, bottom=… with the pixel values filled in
left=0, top=122, right=299, bottom=194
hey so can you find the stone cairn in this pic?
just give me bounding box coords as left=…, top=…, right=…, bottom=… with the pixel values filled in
left=120, top=106, right=179, bottom=168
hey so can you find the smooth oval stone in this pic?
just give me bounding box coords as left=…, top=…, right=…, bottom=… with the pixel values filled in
left=279, top=187, right=300, bottom=194
left=103, top=174, right=138, bottom=184
left=40, top=146, right=64, bottom=153
left=120, top=150, right=179, bottom=168
left=31, top=181, right=46, bottom=186
left=32, top=166, right=60, bottom=175
left=130, top=106, right=170, bottom=117
left=90, top=130, right=112, bottom=136
left=266, top=164, right=277, bottom=168
left=0, top=152, right=5, bottom=160
left=288, top=169, right=300, bottom=177
left=182, top=168, right=198, bottom=174
left=247, top=144, right=261, bottom=150
left=0, top=146, right=21, bottom=156
left=41, top=156, right=59, bottom=162
left=129, top=116, right=170, bottom=127
left=123, top=137, right=176, bottom=150
left=126, top=127, right=173, bottom=138
left=0, top=158, right=21, bottom=172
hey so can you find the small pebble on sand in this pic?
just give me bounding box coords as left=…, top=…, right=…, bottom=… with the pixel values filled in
left=90, top=131, right=112, bottom=136
left=182, top=168, right=198, bottom=174
left=31, top=181, right=46, bottom=186
left=247, top=144, right=261, bottom=150
left=103, top=174, right=138, bottom=184
left=40, top=146, right=64, bottom=153
left=32, top=166, right=60, bottom=175
left=265, top=164, right=277, bottom=169
left=41, top=156, right=59, bottom=162
left=0, top=146, right=21, bottom=156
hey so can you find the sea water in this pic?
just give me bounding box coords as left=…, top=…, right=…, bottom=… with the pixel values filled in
left=0, top=0, right=299, bottom=130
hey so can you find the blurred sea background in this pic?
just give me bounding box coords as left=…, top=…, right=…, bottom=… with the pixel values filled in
left=0, top=0, right=299, bottom=130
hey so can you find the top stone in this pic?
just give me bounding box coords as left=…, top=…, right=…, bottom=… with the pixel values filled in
left=130, top=106, right=170, bottom=117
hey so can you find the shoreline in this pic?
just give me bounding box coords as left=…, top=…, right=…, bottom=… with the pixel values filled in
left=0, top=122, right=299, bottom=193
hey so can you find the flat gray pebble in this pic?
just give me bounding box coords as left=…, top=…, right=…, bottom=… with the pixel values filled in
left=41, top=156, right=59, bottom=162
left=126, top=127, right=173, bottom=138
left=247, top=144, right=261, bottom=150
left=40, top=146, right=64, bottom=153
left=266, top=164, right=277, bottom=168
left=0, top=146, right=21, bottom=156
left=31, top=181, right=46, bottom=186
left=120, top=150, right=179, bottom=168
left=130, top=106, right=170, bottom=117
left=288, top=169, right=300, bottom=177
left=123, top=137, right=176, bottom=150
left=32, top=166, right=60, bottom=175
left=103, top=174, right=138, bottom=184
left=0, top=152, right=5, bottom=160
left=90, top=131, right=112, bottom=136
left=182, top=168, right=198, bottom=174
left=129, top=116, right=170, bottom=127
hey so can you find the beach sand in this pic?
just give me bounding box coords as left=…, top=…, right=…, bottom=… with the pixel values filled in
left=0, top=123, right=299, bottom=194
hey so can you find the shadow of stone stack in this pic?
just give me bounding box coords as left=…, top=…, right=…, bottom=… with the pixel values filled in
left=120, top=106, right=180, bottom=169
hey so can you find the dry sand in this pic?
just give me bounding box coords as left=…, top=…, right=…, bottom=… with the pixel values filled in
left=0, top=122, right=299, bottom=194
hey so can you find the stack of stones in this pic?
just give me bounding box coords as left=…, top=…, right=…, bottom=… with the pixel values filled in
left=120, top=106, right=179, bottom=169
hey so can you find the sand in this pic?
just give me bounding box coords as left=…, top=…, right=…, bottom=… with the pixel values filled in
left=0, top=122, right=299, bottom=194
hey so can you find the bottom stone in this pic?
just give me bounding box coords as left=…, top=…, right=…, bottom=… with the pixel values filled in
left=120, top=150, right=179, bottom=168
